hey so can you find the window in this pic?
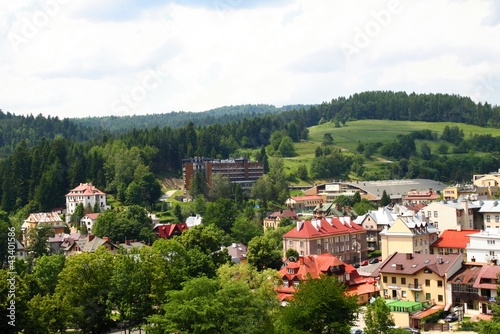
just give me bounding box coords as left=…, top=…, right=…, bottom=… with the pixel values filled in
left=434, top=211, right=438, bottom=218
left=283, top=280, right=289, bottom=288
left=401, top=277, right=406, bottom=285
left=496, top=215, right=500, bottom=223
left=383, top=276, right=388, bottom=283
left=401, top=291, right=406, bottom=298
left=426, top=293, right=431, bottom=300
left=335, top=237, right=339, bottom=243
left=391, top=277, right=396, bottom=284
left=300, top=241, right=304, bottom=247
left=425, top=279, right=430, bottom=287
left=488, top=240, right=496, bottom=245
left=427, top=211, right=431, bottom=217
left=335, top=246, right=339, bottom=253
left=487, top=215, right=491, bottom=222
left=300, top=251, right=304, bottom=255
left=340, top=246, right=344, bottom=252
left=317, top=240, right=321, bottom=246
left=340, top=236, right=344, bottom=242
left=294, top=281, right=299, bottom=288
left=438, top=295, right=443, bottom=302
left=438, top=280, right=443, bottom=287
left=289, top=241, right=293, bottom=247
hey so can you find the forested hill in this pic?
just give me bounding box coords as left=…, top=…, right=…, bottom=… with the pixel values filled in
left=0, top=111, right=104, bottom=156
left=71, top=104, right=311, bottom=132
left=305, top=91, right=499, bottom=128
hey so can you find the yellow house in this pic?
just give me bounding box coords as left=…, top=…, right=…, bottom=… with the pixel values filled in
left=379, top=216, right=438, bottom=260
left=473, top=170, right=500, bottom=198
left=378, top=252, right=463, bottom=329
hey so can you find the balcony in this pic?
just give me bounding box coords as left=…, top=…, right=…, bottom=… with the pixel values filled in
left=408, top=283, right=423, bottom=291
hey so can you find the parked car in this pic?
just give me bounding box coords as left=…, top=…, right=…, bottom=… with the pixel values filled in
left=369, top=257, right=379, bottom=264
left=353, top=263, right=360, bottom=268
left=360, top=260, right=368, bottom=266
left=350, top=328, right=364, bottom=334
left=445, top=313, right=459, bottom=322
left=402, top=326, right=421, bottom=334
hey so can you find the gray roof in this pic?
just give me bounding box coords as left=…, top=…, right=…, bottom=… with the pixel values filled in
left=344, top=179, right=446, bottom=198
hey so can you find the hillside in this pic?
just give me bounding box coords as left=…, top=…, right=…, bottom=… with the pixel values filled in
left=71, top=104, right=312, bottom=132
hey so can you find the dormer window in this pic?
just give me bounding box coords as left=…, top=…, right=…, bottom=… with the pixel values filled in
left=287, top=268, right=294, bottom=274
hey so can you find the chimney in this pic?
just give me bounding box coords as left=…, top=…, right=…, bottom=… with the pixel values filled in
left=103, top=237, right=109, bottom=242
left=125, top=240, right=131, bottom=245
left=406, top=253, right=413, bottom=260
left=297, top=220, right=304, bottom=231
left=115, top=241, right=120, bottom=246
left=299, top=256, right=304, bottom=265
left=88, top=234, right=95, bottom=242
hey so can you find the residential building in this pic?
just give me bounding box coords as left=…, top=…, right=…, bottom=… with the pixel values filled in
left=466, top=228, right=500, bottom=264
left=379, top=216, right=439, bottom=260
left=182, top=157, right=263, bottom=191
left=430, top=229, right=480, bottom=262
left=21, top=212, right=66, bottom=246
left=313, top=202, right=357, bottom=218
left=276, top=253, right=377, bottom=304
left=442, top=184, right=489, bottom=201
left=473, top=169, right=500, bottom=198
left=402, top=189, right=440, bottom=205
left=225, top=242, right=248, bottom=264
left=185, top=214, right=203, bottom=228
left=263, top=209, right=298, bottom=231
left=479, top=200, right=500, bottom=229
left=473, top=265, right=500, bottom=314
left=48, top=232, right=81, bottom=254
left=80, top=213, right=99, bottom=233
left=354, top=206, right=399, bottom=253
left=65, top=235, right=120, bottom=256
left=282, top=216, right=366, bottom=264
left=421, top=199, right=483, bottom=232
left=153, top=223, right=189, bottom=239
left=65, top=183, right=109, bottom=222
left=377, top=252, right=463, bottom=328
left=448, top=263, right=497, bottom=314
left=14, top=240, right=27, bottom=260
left=285, top=195, right=325, bottom=213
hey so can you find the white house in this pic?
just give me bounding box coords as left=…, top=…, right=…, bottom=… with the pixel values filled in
left=466, top=228, right=500, bottom=264
left=186, top=214, right=203, bottom=228
left=66, top=183, right=109, bottom=222
left=80, top=213, right=100, bottom=233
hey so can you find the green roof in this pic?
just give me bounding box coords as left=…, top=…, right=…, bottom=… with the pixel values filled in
left=385, top=300, right=424, bottom=313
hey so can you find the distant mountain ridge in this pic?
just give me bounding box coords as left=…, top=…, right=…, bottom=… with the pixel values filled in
left=71, top=104, right=313, bottom=132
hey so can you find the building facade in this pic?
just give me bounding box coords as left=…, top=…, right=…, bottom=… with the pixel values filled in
left=380, top=216, right=439, bottom=260
left=65, top=183, right=109, bottom=221
left=282, top=217, right=366, bottom=264
left=182, top=157, right=264, bottom=191
left=466, top=228, right=500, bottom=264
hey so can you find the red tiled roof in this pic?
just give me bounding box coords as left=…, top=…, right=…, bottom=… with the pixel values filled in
left=84, top=213, right=100, bottom=220
left=473, top=266, right=500, bottom=290
left=66, top=183, right=105, bottom=196
left=431, top=229, right=480, bottom=249
left=378, top=252, right=463, bottom=277
left=283, top=217, right=365, bottom=239
left=154, top=223, right=189, bottom=238
left=276, top=253, right=374, bottom=300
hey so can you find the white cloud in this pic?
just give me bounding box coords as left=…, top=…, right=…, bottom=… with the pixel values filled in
left=0, top=0, right=499, bottom=118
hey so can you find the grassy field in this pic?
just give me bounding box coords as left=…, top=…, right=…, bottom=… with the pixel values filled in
left=284, top=120, right=500, bottom=183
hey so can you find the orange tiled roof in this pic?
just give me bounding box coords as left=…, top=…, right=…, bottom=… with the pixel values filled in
left=430, top=229, right=480, bottom=249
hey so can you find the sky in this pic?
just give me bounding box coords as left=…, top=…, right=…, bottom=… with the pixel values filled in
left=1, top=0, right=499, bottom=119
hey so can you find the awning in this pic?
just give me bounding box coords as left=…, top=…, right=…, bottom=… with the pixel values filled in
left=444, top=303, right=452, bottom=311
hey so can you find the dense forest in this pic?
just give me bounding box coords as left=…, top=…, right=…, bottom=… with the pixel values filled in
left=71, top=104, right=311, bottom=132
left=1, top=91, right=500, bottom=216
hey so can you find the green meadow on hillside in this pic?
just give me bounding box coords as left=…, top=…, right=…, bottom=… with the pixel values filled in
left=283, top=120, right=500, bottom=183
